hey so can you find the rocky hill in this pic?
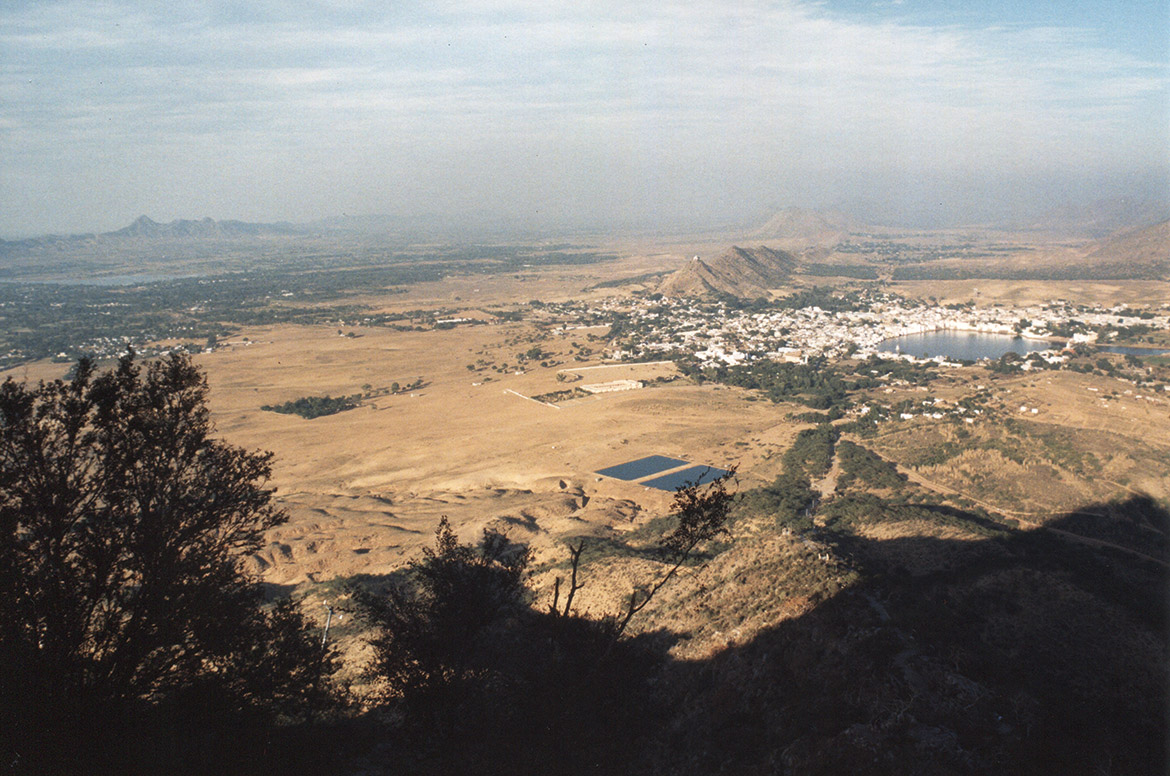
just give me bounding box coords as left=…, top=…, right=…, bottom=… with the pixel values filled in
left=750, top=206, right=857, bottom=244
left=659, top=245, right=797, bottom=298
left=1084, top=219, right=1170, bottom=278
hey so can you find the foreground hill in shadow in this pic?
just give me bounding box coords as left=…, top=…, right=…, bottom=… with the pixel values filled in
left=50, top=495, right=1165, bottom=775
left=651, top=500, right=1166, bottom=775
left=327, top=495, right=1166, bottom=776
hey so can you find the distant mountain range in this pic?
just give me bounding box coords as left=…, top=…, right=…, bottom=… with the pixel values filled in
left=1025, top=197, right=1170, bottom=237
left=4, top=210, right=1165, bottom=285
left=659, top=245, right=798, bottom=298
left=0, top=213, right=508, bottom=253
left=0, top=216, right=310, bottom=258
left=109, top=215, right=303, bottom=239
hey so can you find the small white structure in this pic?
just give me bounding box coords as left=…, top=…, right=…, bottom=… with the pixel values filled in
left=581, top=379, right=643, bottom=394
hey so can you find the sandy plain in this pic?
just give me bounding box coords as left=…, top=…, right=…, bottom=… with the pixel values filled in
left=196, top=319, right=803, bottom=587
left=222, top=260, right=1169, bottom=590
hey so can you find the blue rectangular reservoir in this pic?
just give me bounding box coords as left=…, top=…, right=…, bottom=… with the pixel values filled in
left=641, top=465, right=730, bottom=492
left=596, top=455, right=689, bottom=481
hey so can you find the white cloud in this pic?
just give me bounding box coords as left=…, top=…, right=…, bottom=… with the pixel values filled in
left=0, top=0, right=1166, bottom=233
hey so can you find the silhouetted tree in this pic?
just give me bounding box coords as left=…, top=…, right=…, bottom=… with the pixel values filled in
left=350, top=473, right=741, bottom=773
left=612, top=467, right=737, bottom=636
left=0, top=353, right=334, bottom=769
left=352, top=518, right=532, bottom=728
left=353, top=521, right=667, bottom=774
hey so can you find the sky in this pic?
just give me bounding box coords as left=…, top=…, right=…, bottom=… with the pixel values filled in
left=1, top=0, right=1167, bottom=237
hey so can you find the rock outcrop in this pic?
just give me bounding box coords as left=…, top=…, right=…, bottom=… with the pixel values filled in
left=659, top=245, right=797, bottom=298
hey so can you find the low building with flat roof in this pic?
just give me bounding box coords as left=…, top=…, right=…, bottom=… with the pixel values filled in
left=581, top=379, right=643, bottom=394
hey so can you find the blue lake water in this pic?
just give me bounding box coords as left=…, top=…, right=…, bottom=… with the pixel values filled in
left=596, top=455, right=688, bottom=481
left=877, top=330, right=1051, bottom=361
left=641, top=465, right=730, bottom=492
left=1097, top=345, right=1170, bottom=356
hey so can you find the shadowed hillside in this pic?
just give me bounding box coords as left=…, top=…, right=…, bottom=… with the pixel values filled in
left=8, top=469, right=1165, bottom=773
left=320, top=495, right=1167, bottom=776
left=647, top=499, right=1167, bottom=775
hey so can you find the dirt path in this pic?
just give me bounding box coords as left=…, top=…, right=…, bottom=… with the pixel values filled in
left=812, top=454, right=842, bottom=499
left=900, top=468, right=1043, bottom=517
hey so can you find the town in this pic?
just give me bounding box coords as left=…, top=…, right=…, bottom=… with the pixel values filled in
left=535, top=289, right=1170, bottom=374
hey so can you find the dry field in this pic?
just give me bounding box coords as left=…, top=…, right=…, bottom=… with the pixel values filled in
left=5, top=233, right=1167, bottom=639
left=891, top=278, right=1170, bottom=308
left=187, top=319, right=807, bottom=588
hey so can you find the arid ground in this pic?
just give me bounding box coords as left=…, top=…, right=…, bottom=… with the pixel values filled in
left=7, top=234, right=1169, bottom=666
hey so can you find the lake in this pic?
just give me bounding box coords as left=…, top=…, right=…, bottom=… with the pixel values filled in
left=877, top=330, right=1051, bottom=361
left=1097, top=345, right=1170, bottom=356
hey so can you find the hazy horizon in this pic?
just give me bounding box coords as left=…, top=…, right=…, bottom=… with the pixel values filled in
left=2, top=1, right=1167, bottom=238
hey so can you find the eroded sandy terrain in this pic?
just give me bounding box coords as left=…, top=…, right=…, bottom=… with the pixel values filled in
left=192, top=321, right=803, bottom=586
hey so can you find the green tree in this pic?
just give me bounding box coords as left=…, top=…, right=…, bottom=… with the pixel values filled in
left=0, top=353, right=334, bottom=768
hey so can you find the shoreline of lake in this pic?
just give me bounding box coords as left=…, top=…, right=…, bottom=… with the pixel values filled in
left=876, top=328, right=1056, bottom=361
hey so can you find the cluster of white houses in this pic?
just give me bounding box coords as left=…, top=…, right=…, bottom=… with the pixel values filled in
left=582, top=293, right=1170, bottom=370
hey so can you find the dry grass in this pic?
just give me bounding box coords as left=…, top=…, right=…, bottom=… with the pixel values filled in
left=4, top=232, right=1167, bottom=674
left=866, top=371, right=1170, bottom=517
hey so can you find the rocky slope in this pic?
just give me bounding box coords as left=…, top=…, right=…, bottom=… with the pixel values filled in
left=659, top=245, right=797, bottom=298
left=1084, top=218, right=1170, bottom=278
left=750, top=206, right=857, bottom=244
